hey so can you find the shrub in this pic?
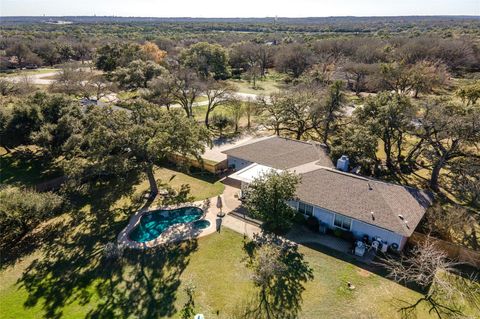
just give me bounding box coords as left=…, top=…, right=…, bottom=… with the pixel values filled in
left=333, top=228, right=343, bottom=238
left=306, top=216, right=320, bottom=232
left=293, top=213, right=306, bottom=224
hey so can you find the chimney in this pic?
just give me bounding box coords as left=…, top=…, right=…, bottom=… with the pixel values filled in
left=336, top=155, right=350, bottom=172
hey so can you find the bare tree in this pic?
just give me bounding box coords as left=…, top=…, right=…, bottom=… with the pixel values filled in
left=204, top=80, right=236, bottom=128
left=380, top=239, right=480, bottom=319
left=170, top=68, right=205, bottom=117
left=256, top=94, right=286, bottom=136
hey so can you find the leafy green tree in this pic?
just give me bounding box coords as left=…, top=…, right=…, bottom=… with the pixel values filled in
left=242, top=233, right=314, bottom=319
left=180, top=42, right=230, bottom=79
left=281, top=88, right=322, bottom=140
left=0, top=186, right=63, bottom=242
left=210, top=113, right=232, bottom=137
left=0, top=102, right=42, bottom=152
left=354, top=92, right=415, bottom=171
left=95, top=43, right=143, bottom=72
left=31, top=93, right=82, bottom=157
left=34, top=42, right=60, bottom=66
left=330, top=124, right=379, bottom=174
left=274, top=43, right=313, bottom=78
left=170, top=68, right=205, bottom=117
left=244, top=170, right=300, bottom=233
left=115, top=60, right=165, bottom=90
left=6, top=42, right=35, bottom=67
left=414, top=100, right=480, bottom=191
left=62, top=103, right=210, bottom=195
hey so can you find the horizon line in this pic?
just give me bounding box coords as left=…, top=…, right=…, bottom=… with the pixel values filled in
left=2, top=14, right=479, bottom=18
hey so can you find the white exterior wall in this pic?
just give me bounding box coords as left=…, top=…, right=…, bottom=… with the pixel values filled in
left=227, top=156, right=253, bottom=171
left=349, top=219, right=406, bottom=249
left=297, top=201, right=408, bottom=250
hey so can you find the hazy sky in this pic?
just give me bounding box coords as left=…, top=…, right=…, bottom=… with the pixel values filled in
left=1, top=0, right=479, bottom=17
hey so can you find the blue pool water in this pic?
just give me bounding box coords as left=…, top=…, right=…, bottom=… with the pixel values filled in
left=129, top=206, right=204, bottom=243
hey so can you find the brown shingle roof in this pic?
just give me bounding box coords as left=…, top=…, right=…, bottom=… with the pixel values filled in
left=296, top=168, right=432, bottom=236
left=222, top=136, right=333, bottom=169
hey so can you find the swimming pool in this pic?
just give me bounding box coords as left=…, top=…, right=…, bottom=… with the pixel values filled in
left=129, top=206, right=204, bottom=243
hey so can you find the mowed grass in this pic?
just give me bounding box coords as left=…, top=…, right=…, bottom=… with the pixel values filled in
left=227, top=78, right=284, bottom=95
left=0, top=227, right=447, bottom=319
left=151, top=166, right=225, bottom=201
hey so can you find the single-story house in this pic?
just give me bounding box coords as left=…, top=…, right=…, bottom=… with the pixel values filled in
left=223, top=136, right=433, bottom=251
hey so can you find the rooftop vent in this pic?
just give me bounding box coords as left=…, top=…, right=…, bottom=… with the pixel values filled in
left=336, top=155, right=350, bottom=172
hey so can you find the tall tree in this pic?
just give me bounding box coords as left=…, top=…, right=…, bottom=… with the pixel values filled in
left=330, top=124, right=379, bottom=174
left=343, top=62, right=375, bottom=95
left=320, top=80, right=346, bottom=146
left=281, top=88, right=322, bottom=140
left=114, top=60, right=165, bottom=90
left=244, top=170, right=300, bottom=233
left=62, top=103, right=210, bottom=195
left=229, top=98, right=244, bottom=133
left=275, top=43, right=313, bottom=78
left=204, top=80, right=235, bottom=128
left=170, top=68, right=205, bottom=117
left=6, top=42, right=34, bottom=67
left=180, top=42, right=230, bottom=79
left=256, top=94, right=287, bottom=136
left=354, top=92, right=415, bottom=171
left=414, top=100, right=480, bottom=191
left=143, top=74, right=177, bottom=110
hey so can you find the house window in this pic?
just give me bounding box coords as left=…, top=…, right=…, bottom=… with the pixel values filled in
left=334, top=214, right=352, bottom=230
left=298, top=202, right=313, bottom=216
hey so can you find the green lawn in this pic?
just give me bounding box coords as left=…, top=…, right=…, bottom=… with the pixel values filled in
left=227, top=77, right=284, bottom=95
left=0, top=148, right=62, bottom=186
left=1, top=225, right=450, bottom=319
left=151, top=166, right=225, bottom=201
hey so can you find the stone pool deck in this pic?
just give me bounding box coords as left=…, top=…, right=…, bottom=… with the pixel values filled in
left=118, top=185, right=259, bottom=249
left=117, top=198, right=219, bottom=249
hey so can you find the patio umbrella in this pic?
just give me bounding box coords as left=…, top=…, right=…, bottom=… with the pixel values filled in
left=216, top=195, right=225, bottom=217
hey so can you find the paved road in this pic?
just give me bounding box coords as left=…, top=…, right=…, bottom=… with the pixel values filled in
left=4, top=70, right=60, bottom=85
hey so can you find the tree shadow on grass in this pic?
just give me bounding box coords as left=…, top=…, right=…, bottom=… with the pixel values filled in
left=0, top=171, right=144, bottom=270
left=16, top=171, right=198, bottom=318
left=0, top=150, right=61, bottom=186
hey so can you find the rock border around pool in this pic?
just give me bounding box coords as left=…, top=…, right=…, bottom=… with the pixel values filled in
left=117, top=199, right=217, bottom=249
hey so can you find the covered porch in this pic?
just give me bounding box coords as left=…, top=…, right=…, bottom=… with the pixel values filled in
left=286, top=225, right=378, bottom=264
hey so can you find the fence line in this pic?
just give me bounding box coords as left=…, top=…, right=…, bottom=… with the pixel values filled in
left=408, top=232, right=480, bottom=268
